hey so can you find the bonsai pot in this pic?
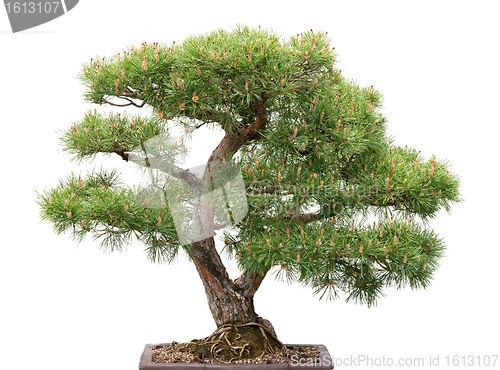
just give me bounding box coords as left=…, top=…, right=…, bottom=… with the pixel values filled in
left=139, top=343, right=334, bottom=369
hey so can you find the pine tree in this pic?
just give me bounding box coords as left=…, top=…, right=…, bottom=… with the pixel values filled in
left=36, top=25, right=462, bottom=358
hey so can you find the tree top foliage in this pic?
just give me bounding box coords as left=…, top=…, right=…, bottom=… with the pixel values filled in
left=36, top=25, right=462, bottom=306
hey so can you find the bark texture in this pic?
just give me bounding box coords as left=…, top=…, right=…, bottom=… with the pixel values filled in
left=188, top=236, right=268, bottom=326
left=187, top=96, right=270, bottom=327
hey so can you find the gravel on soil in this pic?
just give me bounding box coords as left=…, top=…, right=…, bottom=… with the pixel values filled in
left=152, top=343, right=320, bottom=365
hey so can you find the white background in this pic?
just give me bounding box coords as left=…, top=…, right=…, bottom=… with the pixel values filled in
left=1, top=1, right=499, bottom=369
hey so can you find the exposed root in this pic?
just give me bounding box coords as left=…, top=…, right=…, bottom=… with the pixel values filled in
left=178, top=320, right=284, bottom=362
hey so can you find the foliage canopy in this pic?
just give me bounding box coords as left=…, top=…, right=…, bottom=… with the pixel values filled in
left=37, top=25, right=462, bottom=307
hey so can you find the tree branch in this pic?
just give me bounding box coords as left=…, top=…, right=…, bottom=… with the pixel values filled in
left=250, top=185, right=276, bottom=195
left=234, top=269, right=269, bottom=298
left=112, top=143, right=130, bottom=161
left=283, top=210, right=323, bottom=223
left=102, top=97, right=146, bottom=108
left=207, top=97, right=269, bottom=164
left=117, top=144, right=201, bottom=190
left=182, top=106, right=225, bottom=126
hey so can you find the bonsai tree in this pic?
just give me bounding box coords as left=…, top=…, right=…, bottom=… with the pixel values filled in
left=36, top=25, right=461, bottom=359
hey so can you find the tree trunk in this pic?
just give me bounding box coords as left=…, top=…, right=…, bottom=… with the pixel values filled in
left=185, top=95, right=271, bottom=328
left=187, top=235, right=267, bottom=327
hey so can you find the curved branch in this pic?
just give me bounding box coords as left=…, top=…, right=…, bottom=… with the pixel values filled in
left=103, top=97, right=146, bottom=108
left=234, top=269, right=269, bottom=299
left=207, top=97, right=269, bottom=164
left=122, top=87, right=138, bottom=97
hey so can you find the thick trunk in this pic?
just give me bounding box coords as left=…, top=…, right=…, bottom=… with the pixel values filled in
left=188, top=236, right=267, bottom=326
left=186, top=96, right=270, bottom=328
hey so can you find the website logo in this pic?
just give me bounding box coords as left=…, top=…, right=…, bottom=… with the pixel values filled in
left=3, top=0, right=79, bottom=33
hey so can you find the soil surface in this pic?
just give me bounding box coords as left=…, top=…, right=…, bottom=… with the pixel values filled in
left=152, top=343, right=320, bottom=365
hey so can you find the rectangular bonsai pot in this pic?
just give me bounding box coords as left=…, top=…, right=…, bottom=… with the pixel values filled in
left=139, top=343, right=334, bottom=370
